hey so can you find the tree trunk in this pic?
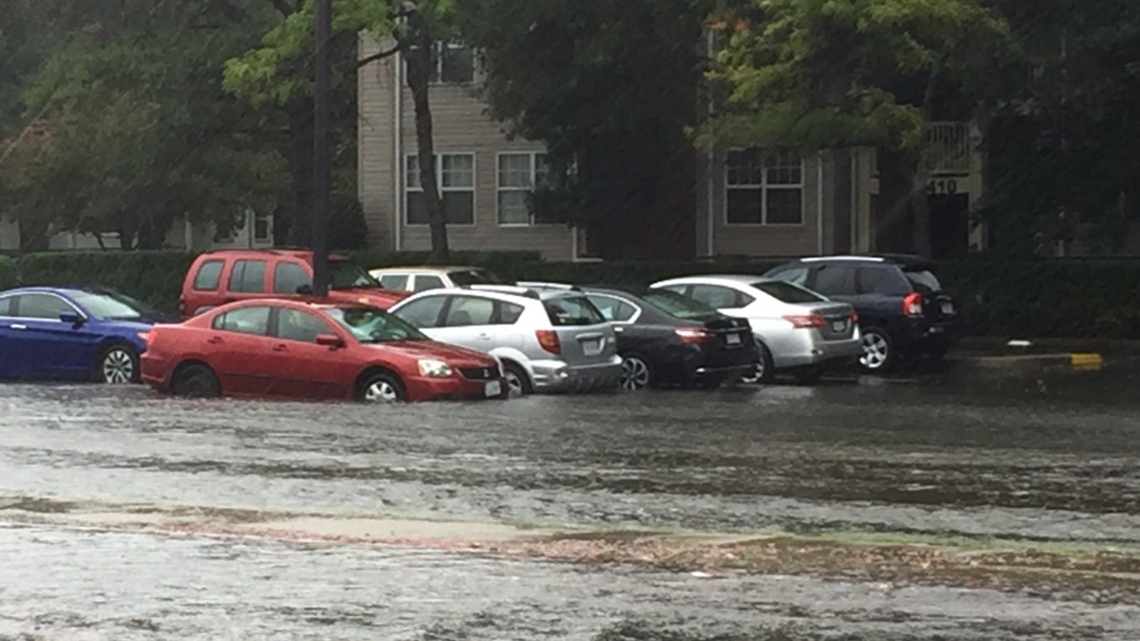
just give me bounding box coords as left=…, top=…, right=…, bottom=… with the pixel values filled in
left=286, top=96, right=315, bottom=247
left=401, top=15, right=449, bottom=264
left=911, top=61, right=944, bottom=259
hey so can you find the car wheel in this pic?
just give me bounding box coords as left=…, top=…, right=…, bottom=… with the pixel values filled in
left=171, top=364, right=221, bottom=398
left=620, top=354, right=653, bottom=392
left=359, top=372, right=406, bottom=404
left=502, top=362, right=532, bottom=397
left=98, top=344, right=139, bottom=384
left=739, top=341, right=775, bottom=385
left=860, top=328, right=895, bottom=372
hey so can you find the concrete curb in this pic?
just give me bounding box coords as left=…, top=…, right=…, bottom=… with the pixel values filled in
left=946, top=351, right=1108, bottom=373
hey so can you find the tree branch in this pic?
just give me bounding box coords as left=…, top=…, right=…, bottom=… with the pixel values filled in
left=268, top=0, right=294, bottom=17
left=358, top=45, right=402, bottom=69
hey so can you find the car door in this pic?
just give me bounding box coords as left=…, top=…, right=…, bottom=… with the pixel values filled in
left=390, top=294, right=448, bottom=337
left=8, top=293, right=102, bottom=380
left=807, top=264, right=858, bottom=304
left=205, top=305, right=275, bottom=396
left=222, top=259, right=270, bottom=305
left=271, top=260, right=313, bottom=298
left=264, top=306, right=350, bottom=399
left=432, top=294, right=500, bottom=352
left=0, top=294, right=24, bottom=378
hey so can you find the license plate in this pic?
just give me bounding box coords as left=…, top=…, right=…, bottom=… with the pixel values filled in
left=484, top=380, right=502, bottom=397
left=726, top=333, right=742, bottom=346
left=831, top=321, right=846, bottom=332
left=941, top=303, right=955, bottom=315
left=582, top=340, right=603, bottom=356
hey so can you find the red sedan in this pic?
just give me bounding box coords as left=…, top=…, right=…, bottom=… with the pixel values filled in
left=141, top=299, right=507, bottom=403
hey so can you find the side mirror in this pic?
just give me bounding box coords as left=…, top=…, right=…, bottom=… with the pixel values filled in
left=296, top=284, right=314, bottom=295
left=59, top=311, right=84, bottom=325
left=315, top=333, right=345, bottom=349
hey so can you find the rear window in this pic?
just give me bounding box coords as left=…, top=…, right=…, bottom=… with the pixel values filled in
left=449, top=269, right=503, bottom=287
left=643, top=289, right=718, bottom=319
left=905, top=269, right=943, bottom=292
left=544, top=295, right=606, bottom=326
left=752, top=281, right=828, bottom=304
left=193, top=260, right=224, bottom=291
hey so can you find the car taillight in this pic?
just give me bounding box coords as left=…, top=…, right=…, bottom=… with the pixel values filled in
left=903, top=292, right=924, bottom=317
left=536, top=330, right=561, bottom=355
left=675, top=327, right=715, bottom=344
left=783, top=314, right=826, bottom=329
left=850, top=310, right=859, bottom=324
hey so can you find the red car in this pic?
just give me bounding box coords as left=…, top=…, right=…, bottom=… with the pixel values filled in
left=178, top=249, right=409, bottom=318
left=141, top=299, right=507, bottom=403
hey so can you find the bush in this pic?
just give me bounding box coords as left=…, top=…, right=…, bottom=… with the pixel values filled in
left=0, top=255, right=18, bottom=291
left=17, top=250, right=194, bottom=313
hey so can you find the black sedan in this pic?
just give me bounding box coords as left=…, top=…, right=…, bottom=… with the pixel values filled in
left=579, top=286, right=759, bottom=391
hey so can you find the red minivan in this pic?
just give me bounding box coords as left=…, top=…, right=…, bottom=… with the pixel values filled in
left=179, top=249, right=408, bottom=318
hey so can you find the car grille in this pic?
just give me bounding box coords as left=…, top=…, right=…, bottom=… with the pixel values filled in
left=460, top=366, right=500, bottom=381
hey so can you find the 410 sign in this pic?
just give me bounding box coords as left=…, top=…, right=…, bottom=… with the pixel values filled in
left=927, top=178, right=963, bottom=195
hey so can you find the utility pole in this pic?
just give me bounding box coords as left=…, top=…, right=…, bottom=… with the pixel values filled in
left=311, top=0, right=332, bottom=296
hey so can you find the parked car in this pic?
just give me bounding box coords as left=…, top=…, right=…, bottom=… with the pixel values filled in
left=141, top=299, right=506, bottom=403
left=179, top=249, right=409, bottom=318
left=763, top=255, right=960, bottom=372
left=567, top=284, right=759, bottom=390
left=368, top=265, right=505, bottom=293
left=650, top=275, right=861, bottom=384
left=388, top=285, right=623, bottom=396
left=0, top=286, right=168, bottom=384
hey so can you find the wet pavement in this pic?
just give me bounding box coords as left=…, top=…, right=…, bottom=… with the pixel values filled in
left=2, top=367, right=1140, bottom=638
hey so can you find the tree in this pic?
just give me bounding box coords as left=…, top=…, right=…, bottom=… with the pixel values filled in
left=460, top=0, right=714, bottom=260
left=702, top=0, right=1009, bottom=257
left=225, top=0, right=460, bottom=263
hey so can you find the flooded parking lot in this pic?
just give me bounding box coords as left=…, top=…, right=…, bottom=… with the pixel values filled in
left=2, top=367, right=1140, bottom=639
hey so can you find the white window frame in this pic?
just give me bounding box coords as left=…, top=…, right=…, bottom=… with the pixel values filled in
left=724, top=148, right=805, bottom=227
left=404, top=42, right=476, bottom=86
left=404, top=152, right=477, bottom=227
left=253, top=212, right=272, bottom=243
left=496, top=151, right=552, bottom=227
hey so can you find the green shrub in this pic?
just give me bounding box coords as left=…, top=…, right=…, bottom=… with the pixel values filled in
left=0, top=255, right=18, bottom=291
left=17, top=250, right=194, bottom=313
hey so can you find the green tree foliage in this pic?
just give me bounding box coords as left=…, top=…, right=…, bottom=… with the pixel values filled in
left=1, top=0, right=288, bottom=250
left=702, top=0, right=1008, bottom=256
left=225, top=0, right=459, bottom=262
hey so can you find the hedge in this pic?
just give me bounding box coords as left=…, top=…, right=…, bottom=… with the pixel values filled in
left=5, top=250, right=1140, bottom=340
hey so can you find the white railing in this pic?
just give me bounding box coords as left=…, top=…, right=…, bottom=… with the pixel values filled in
left=928, top=122, right=972, bottom=173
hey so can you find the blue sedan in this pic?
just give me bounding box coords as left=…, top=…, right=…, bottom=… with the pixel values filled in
left=0, top=286, right=168, bottom=384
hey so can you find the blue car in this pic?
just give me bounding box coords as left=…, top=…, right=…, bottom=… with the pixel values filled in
left=0, top=286, right=169, bottom=384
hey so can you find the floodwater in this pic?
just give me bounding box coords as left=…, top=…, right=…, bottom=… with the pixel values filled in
left=2, top=366, right=1140, bottom=639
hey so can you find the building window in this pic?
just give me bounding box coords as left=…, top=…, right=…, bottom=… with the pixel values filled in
left=253, top=212, right=272, bottom=242
left=406, top=153, right=475, bottom=225
left=726, top=149, right=803, bottom=225
left=406, top=42, right=475, bottom=85
left=497, top=152, right=551, bottom=225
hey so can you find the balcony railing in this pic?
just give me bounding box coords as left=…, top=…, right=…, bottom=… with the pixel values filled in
left=928, top=122, right=973, bottom=173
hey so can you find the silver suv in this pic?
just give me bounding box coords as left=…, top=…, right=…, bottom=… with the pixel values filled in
left=388, top=285, right=622, bottom=396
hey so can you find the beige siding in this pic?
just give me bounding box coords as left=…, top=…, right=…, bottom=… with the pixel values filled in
left=358, top=35, right=574, bottom=260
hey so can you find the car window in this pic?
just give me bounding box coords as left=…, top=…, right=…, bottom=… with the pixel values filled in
left=193, top=260, right=224, bottom=291
left=752, top=281, right=828, bottom=304
left=811, top=265, right=857, bottom=296
left=275, top=308, right=335, bottom=343
left=68, top=290, right=155, bottom=320
left=0, top=296, right=11, bottom=316
left=642, top=290, right=718, bottom=319
left=273, top=262, right=312, bottom=295
left=587, top=295, right=638, bottom=322
left=443, top=295, right=496, bottom=327
left=393, top=296, right=447, bottom=328
left=328, top=306, right=428, bottom=343
left=212, top=306, right=271, bottom=336
left=14, top=294, right=75, bottom=319
left=689, top=284, right=751, bottom=309
left=228, top=260, right=268, bottom=294
left=858, top=266, right=912, bottom=296
left=544, top=295, right=606, bottom=326
left=904, top=268, right=943, bottom=292
left=449, top=269, right=503, bottom=286
left=768, top=266, right=810, bottom=287
left=499, top=301, right=525, bottom=324
left=414, top=275, right=446, bottom=291
left=379, top=274, right=409, bottom=290
left=329, top=260, right=379, bottom=289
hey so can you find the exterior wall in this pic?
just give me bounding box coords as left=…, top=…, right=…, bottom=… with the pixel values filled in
left=0, top=214, right=19, bottom=251
left=17, top=213, right=271, bottom=253
left=358, top=35, right=576, bottom=260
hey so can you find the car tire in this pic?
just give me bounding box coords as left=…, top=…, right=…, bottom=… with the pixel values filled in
left=97, top=343, right=139, bottom=384
left=171, top=364, right=221, bottom=398
left=619, top=354, right=653, bottom=392
left=740, top=341, right=775, bottom=385
left=860, top=328, right=896, bottom=373
left=501, top=361, right=532, bottom=397
left=358, top=371, right=407, bottom=404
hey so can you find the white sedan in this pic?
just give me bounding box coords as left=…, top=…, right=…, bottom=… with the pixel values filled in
left=650, top=275, right=862, bottom=383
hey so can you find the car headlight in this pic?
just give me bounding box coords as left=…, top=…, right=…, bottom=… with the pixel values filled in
left=417, top=359, right=454, bottom=378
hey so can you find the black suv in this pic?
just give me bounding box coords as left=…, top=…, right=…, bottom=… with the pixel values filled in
left=763, top=255, right=959, bottom=372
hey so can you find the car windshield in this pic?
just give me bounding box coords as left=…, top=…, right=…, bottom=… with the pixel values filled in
left=329, top=260, right=382, bottom=289
left=68, top=290, right=160, bottom=320
left=642, top=289, right=718, bottom=319
left=752, top=281, right=828, bottom=304
left=326, top=306, right=429, bottom=343
left=543, top=295, right=606, bottom=326
left=448, top=269, right=504, bottom=286
left=904, top=269, right=943, bottom=292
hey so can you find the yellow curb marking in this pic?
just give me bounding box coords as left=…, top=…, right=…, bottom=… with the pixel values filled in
left=1070, top=353, right=1104, bottom=370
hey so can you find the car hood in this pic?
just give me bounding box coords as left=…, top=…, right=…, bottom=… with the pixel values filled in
left=362, top=340, right=495, bottom=365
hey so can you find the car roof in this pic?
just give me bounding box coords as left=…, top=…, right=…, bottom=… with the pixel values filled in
left=370, top=265, right=483, bottom=274
left=792, top=254, right=936, bottom=269
left=654, top=274, right=773, bottom=286
left=198, top=248, right=349, bottom=261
